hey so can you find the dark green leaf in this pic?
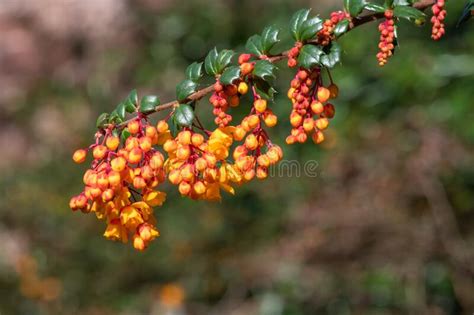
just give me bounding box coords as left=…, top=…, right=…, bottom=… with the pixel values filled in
left=96, top=113, right=109, bottom=128
left=185, top=62, right=203, bottom=82
left=176, top=79, right=197, bottom=101
left=245, top=35, right=265, bottom=56
left=298, top=45, right=324, bottom=69
left=344, top=0, right=367, bottom=17
left=140, top=95, right=160, bottom=113
left=385, top=0, right=394, bottom=7
left=457, top=1, right=474, bottom=28
left=334, top=19, right=350, bottom=37
left=300, top=16, right=324, bottom=40
left=321, top=42, right=342, bottom=68
left=393, top=5, right=425, bottom=21
left=254, top=78, right=277, bottom=101
left=220, top=66, right=241, bottom=85
left=216, top=49, right=235, bottom=73
left=174, top=104, right=195, bottom=127
left=205, top=48, right=219, bottom=75
left=109, top=110, right=124, bottom=124
left=290, top=9, right=310, bottom=41
left=253, top=60, right=277, bottom=81
left=121, top=128, right=131, bottom=143
left=124, top=89, right=138, bottom=112
left=116, top=102, right=126, bottom=120
left=261, top=25, right=280, bottom=53
left=364, top=3, right=386, bottom=12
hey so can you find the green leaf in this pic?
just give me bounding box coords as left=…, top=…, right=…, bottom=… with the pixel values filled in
left=216, top=49, right=235, bottom=73
left=185, top=62, right=203, bottom=82
left=393, top=5, right=425, bottom=21
left=394, top=0, right=414, bottom=5
left=457, top=1, right=474, bottom=28
left=321, top=42, right=342, bottom=68
left=245, top=35, right=265, bottom=56
left=124, top=89, right=138, bottom=112
left=205, top=47, right=219, bottom=75
left=261, top=25, right=280, bottom=53
left=344, top=0, right=367, bottom=17
left=140, top=95, right=160, bottom=113
left=334, top=19, right=350, bottom=37
left=220, top=66, right=241, bottom=85
left=364, top=3, right=386, bottom=12
left=176, top=79, right=197, bottom=101
left=96, top=113, right=109, bottom=128
left=173, top=104, right=195, bottom=127
left=253, top=60, right=277, bottom=81
left=300, top=16, right=324, bottom=40
left=109, top=109, right=124, bottom=124
left=290, top=9, right=310, bottom=41
left=254, top=78, right=277, bottom=101
left=298, top=45, right=324, bottom=69
left=385, top=0, right=394, bottom=7
left=116, top=102, right=126, bottom=120
left=121, top=128, right=131, bottom=143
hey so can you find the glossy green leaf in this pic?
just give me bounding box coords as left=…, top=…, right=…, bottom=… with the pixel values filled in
left=140, top=95, right=160, bottom=113
left=298, top=45, right=324, bottom=69
left=96, top=113, right=109, bottom=128
left=174, top=104, right=195, bottom=127
left=254, top=78, right=277, bottom=101
left=334, top=19, right=350, bottom=37
left=176, top=79, right=197, bottom=102
left=216, top=49, right=235, bottom=73
left=364, top=3, right=386, bottom=12
left=205, top=47, right=219, bottom=75
left=393, top=5, right=425, bottom=21
left=245, top=35, right=265, bottom=56
left=109, top=109, right=124, bottom=124
left=321, top=42, right=342, bottom=68
left=220, top=66, right=241, bottom=85
left=394, top=0, right=414, bottom=5
left=300, top=16, right=324, bottom=40
left=344, top=0, right=367, bottom=17
left=261, top=25, right=280, bottom=53
left=290, top=9, right=310, bottom=41
left=120, top=128, right=131, bottom=143
left=116, top=102, right=126, bottom=120
left=185, top=62, right=203, bottom=82
left=124, top=89, right=138, bottom=112
left=253, top=60, right=276, bottom=81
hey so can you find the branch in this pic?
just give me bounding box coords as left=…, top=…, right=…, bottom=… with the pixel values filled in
left=114, top=0, right=436, bottom=129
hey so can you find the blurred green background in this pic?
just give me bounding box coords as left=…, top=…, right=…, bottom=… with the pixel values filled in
left=0, top=0, right=473, bottom=314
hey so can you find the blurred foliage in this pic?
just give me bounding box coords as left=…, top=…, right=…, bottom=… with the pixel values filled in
left=0, top=0, right=473, bottom=314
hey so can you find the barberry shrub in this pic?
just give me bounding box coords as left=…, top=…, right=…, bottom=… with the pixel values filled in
left=70, top=0, right=456, bottom=251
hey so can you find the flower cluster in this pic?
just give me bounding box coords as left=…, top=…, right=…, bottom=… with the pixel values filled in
left=70, top=118, right=168, bottom=250
left=286, top=68, right=337, bottom=145
left=318, top=11, right=351, bottom=46
left=210, top=82, right=241, bottom=127
left=431, top=0, right=446, bottom=40
left=376, top=10, right=395, bottom=67
left=287, top=42, right=303, bottom=68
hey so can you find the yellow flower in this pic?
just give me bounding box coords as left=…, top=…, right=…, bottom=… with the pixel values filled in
left=208, top=128, right=233, bottom=160
left=131, top=201, right=153, bottom=220
left=143, top=190, right=167, bottom=207
left=120, top=205, right=144, bottom=229
left=104, top=220, right=128, bottom=243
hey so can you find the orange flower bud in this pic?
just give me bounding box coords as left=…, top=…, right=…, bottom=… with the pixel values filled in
left=177, top=130, right=192, bottom=145
left=93, top=145, right=107, bottom=160
left=267, top=146, right=282, bottom=164
left=204, top=153, right=217, bottom=168
left=128, top=120, right=140, bottom=135
left=128, top=147, right=143, bottom=164
left=97, top=173, right=109, bottom=190
left=133, top=176, right=147, bottom=189
left=149, top=153, right=164, bottom=170
left=287, top=88, right=296, bottom=100
left=139, top=137, right=152, bottom=152
left=193, top=181, right=206, bottom=195
left=233, top=125, right=246, bottom=141
left=168, top=169, right=182, bottom=185
left=296, top=132, right=307, bottom=143
left=106, top=136, right=120, bottom=151
left=238, top=82, right=249, bottom=94
left=303, top=118, right=315, bottom=133
left=247, top=115, right=260, bottom=129
left=176, top=145, right=191, bottom=160
left=180, top=164, right=194, bottom=182
left=108, top=171, right=122, bottom=187
left=110, top=157, right=127, bottom=172
left=163, top=139, right=178, bottom=153
left=286, top=135, right=296, bottom=145
left=179, top=181, right=191, bottom=195
left=157, top=120, right=169, bottom=133
left=315, top=118, right=329, bottom=130
left=254, top=99, right=267, bottom=113
left=229, top=95, right=240, bottom=107
left=125, top=137, right=139, bottom=151
left=311, top=101, right=324, bottom=115
left=290, top=113, right=303, bottom=127
left=244, top=169, right=255, bottom=181
left=145, top=126, right=158, bottom=138
left=256, top=167, right=268, bottom=179
left=195, top=158, right=208, bottom=172
left=257, top=154, right=270, bottom=168
left=133, top=234, right=146, bottom=251
left=72, top=149, right=87, bottom=163
left=191, top=133, right=204, bottom=147
left=245, top=134, right=259, bottom=150
left=263, top=112, right=278, bottom=127
left=317, top=87, right=331, bottom=103
left=240, top=62, right=254, bottom=76
left=102, top=188, right=114, bottom=202
left=312, top=130, right=325, bottom=144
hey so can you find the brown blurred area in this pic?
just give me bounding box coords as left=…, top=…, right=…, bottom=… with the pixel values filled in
left=0, top=0, right=473, bottom=314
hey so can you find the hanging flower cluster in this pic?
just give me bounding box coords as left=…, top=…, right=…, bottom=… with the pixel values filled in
left=431, top=0, right=447, bottom=40
left=71, top=1, right=451, bottom=250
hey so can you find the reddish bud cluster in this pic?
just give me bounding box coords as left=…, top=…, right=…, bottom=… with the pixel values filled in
left=210, top=82, right=243, bottom=127
left=287, top=42, right=303, bottom=68
left=318, top=11, right=351, bottom=46
left=286, top=68, right=338, bottom=145
left=431, top=0, right=446, bottom=40
left=376, top=10, right=395, bottom=67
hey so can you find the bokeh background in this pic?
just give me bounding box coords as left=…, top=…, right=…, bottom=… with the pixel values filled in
left=0, top=0, right=473, bottom=314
